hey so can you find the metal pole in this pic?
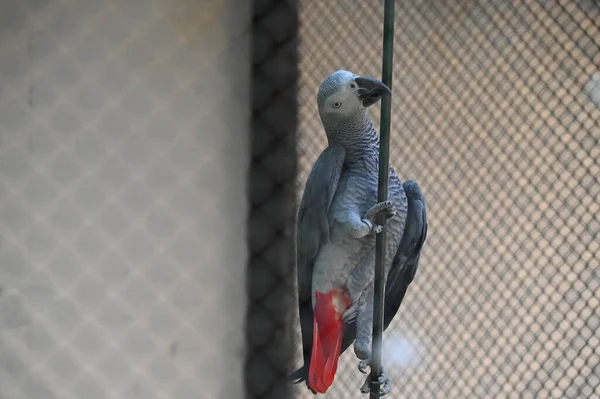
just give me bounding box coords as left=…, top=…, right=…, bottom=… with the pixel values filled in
left=370, top=0, right=395, bottom=397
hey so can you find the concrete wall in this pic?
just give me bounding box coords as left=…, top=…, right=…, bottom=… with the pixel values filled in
left=0, top=1, right=250, bottom=398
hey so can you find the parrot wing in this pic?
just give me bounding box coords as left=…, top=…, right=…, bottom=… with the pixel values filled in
left=382, top=179, right=427, bottom=330
left=296, top=144, right=346, bottom=301
left=291, top=145, right=346, bottom=389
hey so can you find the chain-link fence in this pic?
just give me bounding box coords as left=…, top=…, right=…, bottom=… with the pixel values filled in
left=2, top=0, right=599, bottom=398
left=292, top=0, right=600, bottom=398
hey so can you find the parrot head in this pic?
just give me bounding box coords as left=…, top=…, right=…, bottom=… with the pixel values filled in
left=317, top=70, right=390, bottom=122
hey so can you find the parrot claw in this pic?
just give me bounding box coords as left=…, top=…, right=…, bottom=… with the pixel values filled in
left=358, top=359, right=369, bottom=374
left=359, top=366, right=392, bottom=396
left=364, top=202, right=396, bottom=235
left=364, top=201, right=394, bottom=220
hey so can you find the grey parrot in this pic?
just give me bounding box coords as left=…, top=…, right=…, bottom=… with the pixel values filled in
left=290, top=70, right=428, bottom=395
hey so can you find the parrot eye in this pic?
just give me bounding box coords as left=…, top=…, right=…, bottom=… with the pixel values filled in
left=350, top=83, right=356, bottom=88
left=333, top=102, right=341, bottom=108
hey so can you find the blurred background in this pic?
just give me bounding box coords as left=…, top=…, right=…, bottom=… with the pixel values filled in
left=0, top=0, right=249, bottom=398
left=0, top=0, right=599, bottom=398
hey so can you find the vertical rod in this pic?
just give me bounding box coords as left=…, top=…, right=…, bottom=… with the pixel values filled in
left=370, top=0, right=395, bottom=397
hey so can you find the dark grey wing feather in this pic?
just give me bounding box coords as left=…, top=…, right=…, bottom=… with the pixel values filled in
left=290, top=145, right=345, bottom=388
left=296, top=145, right=346, bottom=302
left=383, top=179, right=427, bottom=330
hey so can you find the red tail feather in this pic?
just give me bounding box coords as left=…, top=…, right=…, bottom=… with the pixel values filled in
left=308, top=289, right=350, bottom=394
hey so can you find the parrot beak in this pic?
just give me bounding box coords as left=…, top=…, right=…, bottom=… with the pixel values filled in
left=355, top=76, right=391, bottom=107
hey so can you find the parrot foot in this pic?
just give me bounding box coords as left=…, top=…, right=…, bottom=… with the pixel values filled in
left=363, top=201, right=396, bottom=234
left=358, top=361, right=391, bottom=396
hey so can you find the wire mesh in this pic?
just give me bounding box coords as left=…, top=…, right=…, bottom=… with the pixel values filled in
left=246, top=0, right=298, bottom=398
left=293, top=0, right=600, bottom=398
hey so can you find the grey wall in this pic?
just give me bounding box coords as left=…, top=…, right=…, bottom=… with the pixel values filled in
left=0, top=0, right=250, bottom=398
